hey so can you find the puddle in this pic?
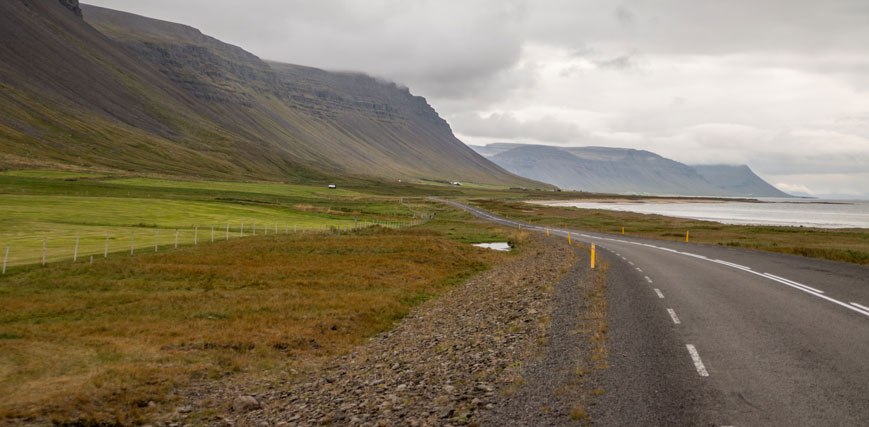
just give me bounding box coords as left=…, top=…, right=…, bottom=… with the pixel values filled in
left=472, top=242, right=512, bottom=251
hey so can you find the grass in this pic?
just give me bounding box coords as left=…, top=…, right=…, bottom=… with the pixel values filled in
left=475, top=200, right=869, bottom=265
left=0, top=171, right=522, bottom=424
left=0, top=222, right=515, bottom=423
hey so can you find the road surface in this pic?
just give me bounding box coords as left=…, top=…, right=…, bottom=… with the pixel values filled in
left=439, top=199, right=869, bottom=426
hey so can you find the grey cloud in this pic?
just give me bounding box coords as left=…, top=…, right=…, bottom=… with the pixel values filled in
left=450, top=112, right=588, bottom=144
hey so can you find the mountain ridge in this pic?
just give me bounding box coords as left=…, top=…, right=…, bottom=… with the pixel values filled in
left=472, top=143, right=790, bottom=197
left=0, top=1, right=542, bottom=187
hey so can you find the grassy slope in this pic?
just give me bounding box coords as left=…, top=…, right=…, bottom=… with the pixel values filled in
left=0, top=173, right=524, bottom=423
left=1, top=2, right=541, bottom=188
left=475, top=199, right=869, bottom=265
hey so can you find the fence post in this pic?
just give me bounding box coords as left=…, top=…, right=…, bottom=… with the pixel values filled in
left=241, top=222, right=244, bottom=237
left=265, top=223, right=268, bottom=235
left=155, top=230, right=159, bottom=252
left=175, top=229, right=179, bottom=249
left=194, top=226, right=198, bottom=245
left=294, top=224, right=297, bottom=233
left=104, top=233, right=109, bottom=258
left=253, top=223, right=256, bottom=235
left=211, top=225, right=214, bottom=243
left=226, top=223, right=229, bottom=240
left=73, top=236, right=79, bottom=263
left=131, top=232, right=135, bottom=255
left=355, top=215, right=358, bottom=230
left=42, top=237, right=47, bottom=266
left=275, top=222, right=278, bottom=234
left=3, top=246, right=8, bottom=274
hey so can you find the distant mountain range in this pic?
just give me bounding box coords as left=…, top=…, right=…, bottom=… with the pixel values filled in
left=0, top=1, right=540, bottom=187
left=471, top=143, right=791, bottom=197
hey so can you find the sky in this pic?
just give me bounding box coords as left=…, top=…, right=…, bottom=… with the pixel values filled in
left=84, top=0, right=869, bottom=197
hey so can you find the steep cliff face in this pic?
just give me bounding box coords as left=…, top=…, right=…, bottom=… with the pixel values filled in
left=58, top=0, right=82, bottom=18
left=0, top=1, right=536, bottom=186
left=693, top=164, right=790, bottom=197
left=474, top=143, right=788, bottom=197
left=79, top=5, right=527, bottom=185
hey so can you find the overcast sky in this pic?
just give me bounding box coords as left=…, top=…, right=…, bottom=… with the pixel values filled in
left=85, top=0, right=869, bottom=197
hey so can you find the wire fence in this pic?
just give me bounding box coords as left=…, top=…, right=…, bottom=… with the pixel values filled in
left=1, top=217, right=429, bottom=273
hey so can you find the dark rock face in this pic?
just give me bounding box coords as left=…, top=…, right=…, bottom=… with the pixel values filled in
left=58, top=0, right=82, bottom=18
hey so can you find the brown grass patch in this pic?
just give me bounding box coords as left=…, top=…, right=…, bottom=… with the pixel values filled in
left=0, top=227, right=510, bottom=424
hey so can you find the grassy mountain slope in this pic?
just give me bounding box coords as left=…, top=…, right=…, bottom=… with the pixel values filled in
left=0, top=1, right=538, bottom=187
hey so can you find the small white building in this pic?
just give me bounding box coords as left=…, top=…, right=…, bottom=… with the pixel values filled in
left=451, top=181, right=462, bottom=186
left=328, top=184, right=337, bottom=189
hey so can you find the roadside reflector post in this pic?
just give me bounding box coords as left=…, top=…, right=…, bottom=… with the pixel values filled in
left=355, top=215, right=358, bottom=230
left=104, top=233, right=109, bottom=258
left=622, top=226, right=625, bottom=235
left=241, top=222, right=244, bottom=238
left=591, top=244, right=596, bottom=269
left=73, top=236, right=79, bottom=263
left=547, top=228, right=550, bottom=236
left=568, top=232, right=572, bottom=245
left=518, top=224, right=521, bottom=230
left=90, top=255, right=93, bottom=265
left=3, top=246, right=9, bottom=274
left=130, top=232, right=135, bottom=255
left=226, top=223, right=229, bottom=240
left=175, top=229, right=179, bottom=248
left=155, top=230, right=159, bottom=252
left=686, top=231, right=690, bottom=243
left=194, top=226, right=198, bottom=245
left=42, top=237, right=47, bottom=266
left=211, top=225, right=214, bottom=243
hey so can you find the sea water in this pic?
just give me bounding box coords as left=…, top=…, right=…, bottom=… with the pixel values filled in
left=547, top=198, right=869, bottom=229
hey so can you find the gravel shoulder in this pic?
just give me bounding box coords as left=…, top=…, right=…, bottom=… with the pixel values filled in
left=212, top=234, right=582, bottom=426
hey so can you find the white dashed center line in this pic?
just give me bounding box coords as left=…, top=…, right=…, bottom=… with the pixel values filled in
left=686, top=344, right=709, bottom=376
left=667, top=308, right=681, bottom=324
left=645, top=276, right=653, bottom=284
left=654, top=288, right=665, bottom=299
left=628, top=261, right=635, bottom=266
left=636, top=267, right=643, bottom=272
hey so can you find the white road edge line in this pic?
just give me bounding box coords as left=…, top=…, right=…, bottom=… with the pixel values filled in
left=447, top=201, right=869, bottom=319
left=667, top=308, right=681, bottom=324
left=654, top=288, right=664, bottom=299
left=686, top=344, right=709, bottom=377
left=851, top=302, right=869, bottom=313
left=763, top=273, right=825, bottom=294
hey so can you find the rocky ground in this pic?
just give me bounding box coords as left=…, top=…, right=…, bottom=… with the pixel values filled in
left=171, top=234, right=606, bottom=426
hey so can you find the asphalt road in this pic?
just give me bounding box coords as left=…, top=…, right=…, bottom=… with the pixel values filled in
left=438, top=199, right=869, bottom=426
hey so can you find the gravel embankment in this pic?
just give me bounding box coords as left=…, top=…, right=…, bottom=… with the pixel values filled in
left=224, top=234, right=579, bottom=426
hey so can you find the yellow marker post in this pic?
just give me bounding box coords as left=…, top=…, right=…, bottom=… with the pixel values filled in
left=546, top=228, right=550, bottom=236
left=518, top=224, right=521, bottom=230
left=622, top=226, right=625, bottom=235
left=591, top=243, right=596, bottom=269
left=686, top=231, right=690, bottom=242
left=568, top=232, right=572, bottom=245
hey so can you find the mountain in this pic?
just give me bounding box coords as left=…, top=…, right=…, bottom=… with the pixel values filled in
left=0, top=1, right=538, bottom=187
left=472, top=143, right=790, bottom=197
left=693, top=164, right=790, bottom=197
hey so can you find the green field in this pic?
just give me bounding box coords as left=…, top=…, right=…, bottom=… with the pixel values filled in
left=0, top=175, right=429, bottom=269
